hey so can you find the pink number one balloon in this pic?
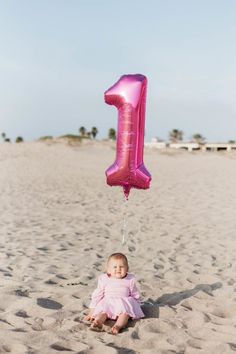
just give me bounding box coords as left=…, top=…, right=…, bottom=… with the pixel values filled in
left=104, top=74, right=151, bottom=199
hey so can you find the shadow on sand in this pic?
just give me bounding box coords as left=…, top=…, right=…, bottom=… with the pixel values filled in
left=141, top=282, right=222, bottom=319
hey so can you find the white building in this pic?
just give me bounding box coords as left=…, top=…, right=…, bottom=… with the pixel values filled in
left=145, top=139, right=236, bottom=152
left=145, top=138, right=168, bottom=149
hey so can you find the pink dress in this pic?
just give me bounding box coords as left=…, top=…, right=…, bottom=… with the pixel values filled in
left=89, top=273, right=144, bottom=320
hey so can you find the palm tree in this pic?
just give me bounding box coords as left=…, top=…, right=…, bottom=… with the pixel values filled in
left=91, top=127, right=98, bottom=139
left=108, top=128, right=116, bottom=140
left=1, top=132, right=11, bottom=142
left=16, top=136, right=24, bottom=143
left=169, top=129, right=183, bottom=143
left=79, top=126, right=86, bottom=137
left=192, top=133, right=205, bottom=144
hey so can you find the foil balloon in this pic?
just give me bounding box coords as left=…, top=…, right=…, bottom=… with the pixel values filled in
left=104, top=74, right=151, bottom=199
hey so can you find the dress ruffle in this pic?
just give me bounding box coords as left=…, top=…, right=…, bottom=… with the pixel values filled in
left=92, top=296, right=144, bottom=320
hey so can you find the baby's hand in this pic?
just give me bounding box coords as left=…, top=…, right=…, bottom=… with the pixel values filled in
left=83, top=315, right=93, bottom=322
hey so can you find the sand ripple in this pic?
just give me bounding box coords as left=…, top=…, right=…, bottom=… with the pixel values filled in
left=0, top=142, right=236, bottom=353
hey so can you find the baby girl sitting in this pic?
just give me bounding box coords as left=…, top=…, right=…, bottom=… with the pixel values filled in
left=83, top=252, right=144, bottom=334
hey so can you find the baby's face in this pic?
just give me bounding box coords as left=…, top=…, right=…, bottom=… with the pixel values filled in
left=107, top=258, right=128, bottom=279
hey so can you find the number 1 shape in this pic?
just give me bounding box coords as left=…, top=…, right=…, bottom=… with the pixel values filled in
left=104, top=74, right=151, bottom=199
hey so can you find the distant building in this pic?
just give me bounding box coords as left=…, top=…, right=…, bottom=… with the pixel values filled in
left=145, top=137, right=168, bottom=149
left=169, top=142, right=200, bottom=151
left=202, top=143, right=236, bottom=151
left=145, top=139, right=236, bottom=152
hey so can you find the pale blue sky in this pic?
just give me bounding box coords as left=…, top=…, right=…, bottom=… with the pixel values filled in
left=0, top=0, right=235, bottom=142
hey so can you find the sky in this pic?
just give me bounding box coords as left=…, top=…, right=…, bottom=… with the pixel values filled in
left=0, top=0, right=236, bottom=142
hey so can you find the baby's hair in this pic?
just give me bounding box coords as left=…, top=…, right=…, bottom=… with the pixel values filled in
left=107, top=253, right=129, bottom=268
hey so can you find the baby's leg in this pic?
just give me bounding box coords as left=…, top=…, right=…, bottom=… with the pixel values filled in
left=111, top=313, right=130, bottom=334
left=90, top=312, right=107, bottom=329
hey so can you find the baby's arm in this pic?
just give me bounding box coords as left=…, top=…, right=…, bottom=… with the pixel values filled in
left=83, top=308, right=94, bottom=322
left=130, top=276, right=141, bottom=301
left=83, top=274, right=105, bottom=320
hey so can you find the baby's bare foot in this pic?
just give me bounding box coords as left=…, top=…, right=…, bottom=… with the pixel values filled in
left=90, top=319, right=103, bottom=331
left=110, top=324, right=121, bottom=335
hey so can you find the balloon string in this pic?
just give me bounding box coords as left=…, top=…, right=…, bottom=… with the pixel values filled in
left=122, top=197, right=128, bottom=244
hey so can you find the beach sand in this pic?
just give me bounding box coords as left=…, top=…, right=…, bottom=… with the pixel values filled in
left=0, top=141, right=236, bottom=354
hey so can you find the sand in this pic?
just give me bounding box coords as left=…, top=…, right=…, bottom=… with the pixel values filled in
left=0, top=141, right=236, bottom=354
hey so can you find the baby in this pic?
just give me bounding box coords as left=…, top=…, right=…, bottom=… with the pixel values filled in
left=83, top=252, right=144, bottom=334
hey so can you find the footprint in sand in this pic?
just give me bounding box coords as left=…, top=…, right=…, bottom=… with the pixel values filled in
left=31, top=317, right=59, bottom=331
left=15, top=289, right=30, bottom=297
left=227, top=278, right=235, bottom=286
left=70, top=322, right=88, bottom=333
left=36, top=298, right=63, bottom=310
left=93, top=261, right=102, bottom=271
left=153, top=263, right=164, bottom=271
left=31, top=318, right=44, bottom=331
left=56, top=274, right=68, bottom=280
left=12, top=327, right=28, bottom=333
left=187, top=338, right=203, bottom=350
left=0, top=344, right=11, bottom=352
left=45, top=279, right=58, bottom=285
left=15, top=310, right=30, bottom=318
left=209, top=307, right=235, bottom=319
left=51, top=340, right=88, bottom=352
left=128, top=246, right=136, bottom=252
left=142, top=321, right=162, bottom=334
